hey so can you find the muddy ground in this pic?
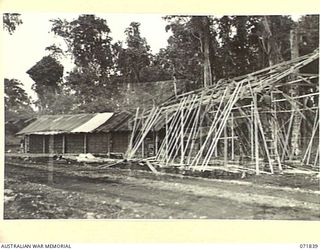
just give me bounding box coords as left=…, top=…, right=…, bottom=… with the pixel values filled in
left=3, top=156, right=320, bottom=220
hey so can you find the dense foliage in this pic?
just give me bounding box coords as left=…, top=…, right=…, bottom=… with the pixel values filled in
left=26, top=55, right=64, bottom=112
left=3, top=14, right=319, bottom=116
left=3, top=13, right=23, bottom=35
left=4, top=78, right=34, bottom=120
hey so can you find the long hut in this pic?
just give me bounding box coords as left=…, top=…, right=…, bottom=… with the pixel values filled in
left=16, top=111, right=131, bottom=155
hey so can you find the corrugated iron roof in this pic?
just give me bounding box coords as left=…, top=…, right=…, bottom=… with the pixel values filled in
left=95, top=111, right=132, bottom=132
left=72, top=113, right=113, bottom=132
left=17, top=113, right=114, bottom=135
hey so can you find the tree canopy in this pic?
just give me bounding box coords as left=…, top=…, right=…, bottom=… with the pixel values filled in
left=116, top=22, right=152, bottom=83
left=4, top=78, right=33, bottom=120
left=17, top=14, right=319, bottom=115
left=26, top=55, right=64, bottom=112
left=3, top=13, right=23, bottom=34
left=51, top=15, right=114, bottom=74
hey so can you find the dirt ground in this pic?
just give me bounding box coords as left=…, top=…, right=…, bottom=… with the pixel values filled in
left=3, top=156, right=320, bottom=220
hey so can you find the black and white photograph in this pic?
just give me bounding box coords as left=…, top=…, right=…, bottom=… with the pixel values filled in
left=3, top=12, right=320, bottom=220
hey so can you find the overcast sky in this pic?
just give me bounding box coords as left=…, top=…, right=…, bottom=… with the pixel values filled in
left=3, top=13, right=171, bottom=100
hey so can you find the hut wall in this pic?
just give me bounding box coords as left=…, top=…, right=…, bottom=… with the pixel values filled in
left=29, top=134, right=44, bottom=153
left=53, top=134, right=63, bottom=154
left=65, top=134, right=84, bottom=153
left=110, top=132, right=130, bottom=153
left=87, top=133, right=109, bottom=154
left=44, top=136, right=49, bottom=153
left=27, top=132, right=130, bottom=154
left=24, top=135, right=29, bottom=153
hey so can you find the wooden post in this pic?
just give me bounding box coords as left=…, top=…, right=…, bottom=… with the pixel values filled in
left=108, top=133, right=112, bottom=155
left=42, top=136, right=46, bottom=154
left=231, top=113, right=235, bottom=161
left=180, top=106, right=185, bottom=165
left=50, top=135, right=54, bottom=154
left=48, top=135, right=54, bottom=184
left=307, top=119, right=319, bottom=165
left=62, top=134, right=66, bottom=154
left=199, top=126, right=203, bottom=164
left=165, top=112, right=168, bottom=165
left=314, top=144, right=320, bottom=168
left=155, top=131, right=159, bottom=155
left=224, top=124, right=228, bottom=167
left=214, top=126, right=218, bottom=157
left=254, top=95, right=260, bottom=175
left=141, top=117, right=145, bottom=158
left=250, top=103, right=254, bottom=161
left=272, top=92, right=282, bottom=171
left=304, top=113, right=319, bottom=164
left=282, top=111, right=294, bottom=161
left=24, top=135, right=29, bottom=153
left=84, top=134, right=87, bottom=153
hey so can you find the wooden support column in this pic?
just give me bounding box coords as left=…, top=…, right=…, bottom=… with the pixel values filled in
left=224, top=125, right=228, bottom=167
left=314, top=144, right=320, bottom=168
left=108, top=133, right=112, bottom=155
left=271, top=91, right=276, bottom=155
left=250, top=103, right=254, bottom=161
left=48, top=135, right=54, bottom=184
left=199, top=127, right=203, bottom=164
left=50, top=135, right=54, bottom=154
left=282, top=111, right=294, bottom=161
left=254, top=96, right=260, bottom=175
left=84, top=134, right=87, bottom=153
left=214, top=126, right=218, bottom=157
left=231, top=113, right=235, bottom=161
left=141, top=118, right=144, bottom=158
left=24, top=135, right=29, bottom=153
left=164, top=112, right=169, bottom=165
left=42, top=136, right=46, bottom=154
left=62, top=134, right=66, bottom=154
left=304, top=116, right=319, bottom=164
left=180, top=107, right=185, bottom=165
left=272, top=92, right=282, bottom=171
left=155, top=131, right=159, bottom=155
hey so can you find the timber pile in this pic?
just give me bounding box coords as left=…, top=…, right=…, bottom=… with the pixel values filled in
left=126, top=49, right=320, bottom=175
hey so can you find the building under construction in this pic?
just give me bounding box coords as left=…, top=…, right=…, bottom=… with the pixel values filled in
left=126, top=49, right=319, bottom=175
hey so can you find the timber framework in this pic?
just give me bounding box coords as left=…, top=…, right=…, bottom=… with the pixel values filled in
left=126, top=49, right=320, bottom=175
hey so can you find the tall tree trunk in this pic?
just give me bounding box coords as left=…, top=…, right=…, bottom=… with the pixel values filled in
left=260, top=16, right=283, bottom=168
left=289, top=26, right=302, bottom=159
left=261, top=16, right=283, bottom=66
left=200, top=16, right=213, bottom=88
